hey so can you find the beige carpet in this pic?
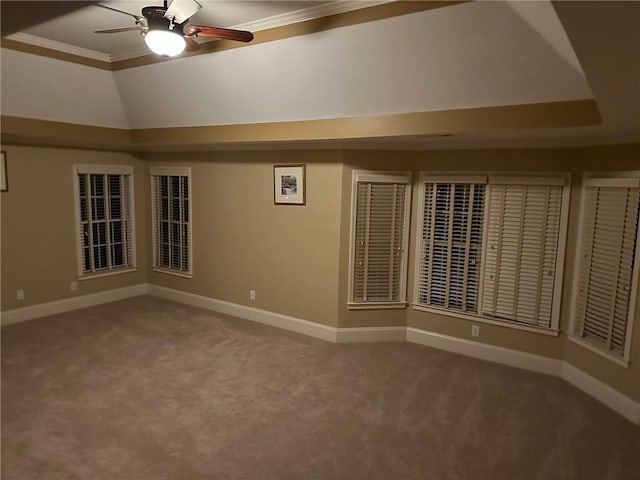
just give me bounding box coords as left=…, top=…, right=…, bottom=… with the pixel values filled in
left=2, top=296, right=638, bottom=480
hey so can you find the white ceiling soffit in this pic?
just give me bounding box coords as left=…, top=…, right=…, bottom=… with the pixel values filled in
left=7, top=1, right=392, bottom=62
left=7, top=1, right=636, bottom=150
left=0, top=48, right=131, bottom=128
left=112, top=0, right=591, bottom=129
left=508, top=0, right=584, bottom=77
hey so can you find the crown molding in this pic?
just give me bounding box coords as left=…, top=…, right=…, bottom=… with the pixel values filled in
left=3, top=1, right=467, bottom=69
left=4, top=1, right=395, bottom=64
left=109, top=45, right=155, bottom=63
left=5, top=32, right=112, bottom=63
left=230, top=0, right=394, bottom=33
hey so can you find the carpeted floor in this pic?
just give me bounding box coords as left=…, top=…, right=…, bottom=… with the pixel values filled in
left=2, top=296, right=638, bottom=480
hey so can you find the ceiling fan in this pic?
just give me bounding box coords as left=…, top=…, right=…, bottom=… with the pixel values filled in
left=95, top=0, right=254, bottom=57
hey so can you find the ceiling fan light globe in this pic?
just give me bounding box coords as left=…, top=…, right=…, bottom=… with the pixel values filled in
left=144, top=30, right=186, bottom=57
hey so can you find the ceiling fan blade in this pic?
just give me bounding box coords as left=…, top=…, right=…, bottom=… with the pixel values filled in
left=184, top=25, right=253, bottom=43
left=165, top=0, right=202, bottom=24
left=96, top=3, right=144, bottom=23
left=95, top=26, right=145, bottom=34
left=184, top=36, right=202, bottom=51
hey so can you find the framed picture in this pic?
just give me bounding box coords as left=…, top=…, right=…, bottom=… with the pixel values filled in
left=1, top=151, right=7, bottom=192
left=274, top=164, right=306, bottom=205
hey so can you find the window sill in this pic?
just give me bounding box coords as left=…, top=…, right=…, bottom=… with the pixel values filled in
left=348, top=302, right=407, bottom=310
left=568, top=335, right=629, bottom=367
left=411, top=304, right=560, bottom=336
left=152, top=267, right=192, bottom=279
left=78, top=267, right=137, bottom=281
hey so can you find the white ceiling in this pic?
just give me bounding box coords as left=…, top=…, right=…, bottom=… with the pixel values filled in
left=1, top=0, right=639, bottom=150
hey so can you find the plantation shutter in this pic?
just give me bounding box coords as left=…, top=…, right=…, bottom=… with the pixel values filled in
left=573, top=178, right=640, bottom=359
left=352, top=173, right=410, bottom=304
left=482, top=177, right=565, bottom=329
left=417, top=178, right=486, bottom=313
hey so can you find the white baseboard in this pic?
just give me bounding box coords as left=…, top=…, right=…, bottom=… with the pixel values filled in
left=561, top=362, right=640, bottom=425
left=149, top=286, right=411, bottom=344
left=148, top=285, right=339, bottom=342
left=406, top=327, right=563, bottom=376
left=406, top=327, right=639, bottom=425
left=1, top=284, right=149, bottom=326
left=336, top=326, right=407, bottom=343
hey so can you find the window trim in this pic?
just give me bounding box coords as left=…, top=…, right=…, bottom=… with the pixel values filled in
left=150, top=166, right=193, bottom=278
left=568, top=171, right=640, bottom=366
left=72, top=164, right=137, bottom=279
left=347, top=170, right=412, bottom=309
left=412, top=171, right=571, bottom=335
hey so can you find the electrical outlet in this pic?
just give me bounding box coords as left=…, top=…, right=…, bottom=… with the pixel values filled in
left=70, top=281, right=78, bottom=291
left=249, top=290, right=256, bottom=301
left=471, top=325, right=480, bottom=337
left=17, top=289, right=24, bottom=300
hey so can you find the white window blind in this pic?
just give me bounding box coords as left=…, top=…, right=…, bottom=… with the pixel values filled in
left=481, top=182, right=564, bottom=329
left=572, top=177, right=640, bottom=361
left=414, top=173, right=569, bottom=333
left=150, top=167, right=192, bottom=276
left=350, top=171, right=411, bottom=306
left=417, top=181, right=485, bottom=313
left=74, top=165, right=135, bottom=276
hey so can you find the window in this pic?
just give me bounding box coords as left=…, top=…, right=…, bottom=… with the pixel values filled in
left=415, top=174, right=570, bottom=333
left=417, top=177, right=486, bottom=314
left=150, top=167, right=192, bottom=277
left=482, top=177, right=566, bottom=329
left=74, top=164, right=136, bottom=277
left=348, top=171, right=411, bottom=308
left=570, top=174, right=640, bottom=364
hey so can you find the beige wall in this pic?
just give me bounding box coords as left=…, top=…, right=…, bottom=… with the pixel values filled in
left=0, top=146, right=148, bottom=311
left=145, top=151, right=344, bottom=327
left=336, top=150, right=415, bottom=328
left=1, top=143, right=638, bottom=402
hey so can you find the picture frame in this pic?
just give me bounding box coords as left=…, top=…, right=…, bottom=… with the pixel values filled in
left=1, top=151, right=7, bottom=192
left=273, top=164, right=306, bottom=205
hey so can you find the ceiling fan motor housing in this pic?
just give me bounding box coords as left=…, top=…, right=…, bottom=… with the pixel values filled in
left=142, top=6, right=187, bottom=33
